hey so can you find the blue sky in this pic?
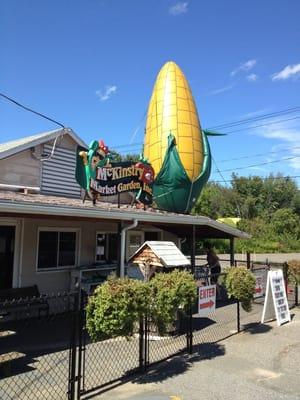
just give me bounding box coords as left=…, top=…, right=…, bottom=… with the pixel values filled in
left=1, top=0, right=300, bottom=185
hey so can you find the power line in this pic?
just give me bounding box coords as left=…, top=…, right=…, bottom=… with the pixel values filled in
left=209, top=175, right=300, bottom=184
left=218, top=115, right=300, bottom=135
left=212, top=155, right=242, bottom=216
left=112, top=113, right=300, bottom=150
left=0, top=92, right=65, bottom=128
left=207, top=107, right=300, bottom=130
left=217, top=146, right=300, bottom=163
left=212, top=155, right=300, bottom=174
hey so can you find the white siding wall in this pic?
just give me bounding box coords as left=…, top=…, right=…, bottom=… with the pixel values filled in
left=20, top=218, right=118, bottom=294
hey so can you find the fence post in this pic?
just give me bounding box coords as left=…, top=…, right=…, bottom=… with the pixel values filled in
left=236, top=300, right=240, bottom=333
left=144, top=315, right=149, bottom=370
left=295, top=283, right=299, bottom=307
left=76, top=290, right=85, bottom=400
left=246, top=252, right=251, bottom=269
left=139, top=316, right=144, bottom=371
left=283, top=262, right=288, bottom=295
left=186, top=302, right=193, bottom=354
left=68, top=291, right=79, bottom=400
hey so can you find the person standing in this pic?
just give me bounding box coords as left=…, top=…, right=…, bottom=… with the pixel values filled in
left=204, top=243, right=221, bottom=298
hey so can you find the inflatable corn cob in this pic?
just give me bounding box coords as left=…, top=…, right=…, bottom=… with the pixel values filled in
left=144, top=61, right=213, bottom=213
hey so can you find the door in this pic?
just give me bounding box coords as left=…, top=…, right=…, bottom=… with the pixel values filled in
left=0, top=226, right=15, bottom=289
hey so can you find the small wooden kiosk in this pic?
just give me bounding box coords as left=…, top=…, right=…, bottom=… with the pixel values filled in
left=128, top=241, right=190, bottom=281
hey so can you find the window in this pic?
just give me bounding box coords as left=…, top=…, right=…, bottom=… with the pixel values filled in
left=127, top=231, right=144, bottom=259
left=95, top=233, right=118, bottom=263
left=37, top=230, right=77, bottom=270
left=144, top=231, right=161, bottom=241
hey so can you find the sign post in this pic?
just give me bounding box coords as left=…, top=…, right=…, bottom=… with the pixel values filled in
left=198, top=284, right=216, bottom=317
left=261, top=269, right=291, bottom=326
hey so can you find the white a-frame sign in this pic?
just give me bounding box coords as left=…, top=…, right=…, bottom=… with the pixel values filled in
left=261, top=269, right=291, bottom=326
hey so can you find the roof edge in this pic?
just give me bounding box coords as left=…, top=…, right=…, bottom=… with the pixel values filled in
left=0, top=128, right=87, bottom=160
left=0, top=198, right=250, bottom=239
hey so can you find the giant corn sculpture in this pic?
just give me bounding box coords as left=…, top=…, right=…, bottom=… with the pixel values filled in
left=144, top=61, right=214, bottom=213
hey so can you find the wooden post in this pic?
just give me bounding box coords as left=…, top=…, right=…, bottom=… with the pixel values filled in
left=230, top=237, right=235, bottom=267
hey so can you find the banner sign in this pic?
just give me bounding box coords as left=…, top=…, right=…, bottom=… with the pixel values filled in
left=75, top=141, right=154, bottom=206
left=261, top=269, right=291, bottom=326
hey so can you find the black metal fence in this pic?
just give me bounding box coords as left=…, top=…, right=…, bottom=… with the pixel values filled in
left=0, top=293, right=78, bottom=400
left=1, top=266, right=298, bottom=400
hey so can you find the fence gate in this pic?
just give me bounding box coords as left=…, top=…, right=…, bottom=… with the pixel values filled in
left=74, top=294, right=143, bottom=400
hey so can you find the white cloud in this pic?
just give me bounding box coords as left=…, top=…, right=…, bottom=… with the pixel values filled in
left=271, top=63, right=300, bottom=81
left=231, top=59, right=257, bottom=77
left=251, top=119, right=300, bottom=170
left=246, top=73, right=258, bottom=82
left=169, top=2, right=188, bottom=15
left=208, top=84, right=235, bottom=96
left=96, top=85, right=117, bottom=101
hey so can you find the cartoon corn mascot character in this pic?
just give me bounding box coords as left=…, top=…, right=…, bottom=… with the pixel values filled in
left=76, top=140, right=110, bottom=203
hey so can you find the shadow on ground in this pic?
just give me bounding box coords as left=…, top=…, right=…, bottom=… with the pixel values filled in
left=133, top=342, right=225, bottom=384
left=242, top=323, right=272, bottom=334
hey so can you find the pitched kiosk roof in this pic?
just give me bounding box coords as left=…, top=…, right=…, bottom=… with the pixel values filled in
left=0, top=128, right=87, bottom=160
left=129, top=241, right=191, bottom=267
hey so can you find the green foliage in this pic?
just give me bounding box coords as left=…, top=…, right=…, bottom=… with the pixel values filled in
left=287, top=259, right=300, bottom=284
left=109, top=150, right=140, bottom=162
left=149, top=270, right=197, bottom=334
left=224, top=266, right=256, bottom=312
left=193, top=174, right=300, bottom=253
left=291, top=191, right=300, bottom=215
left=271, top=208, right=300, bottom=237
left=86, top=276, right=150, bottom=341
left=193, top=183, right=236, bottom=219
left=86, top=270, right=197, bottom=340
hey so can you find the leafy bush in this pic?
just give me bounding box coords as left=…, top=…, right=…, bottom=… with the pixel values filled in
left=86, top=270, right=197, bottom=340
left=149, top=270, right=197, bottom=334
left=288, top=259, right=300, bottom=284
left=86, top=276, right=150, bottom=341
left=224, top=266, right=256, bottom=312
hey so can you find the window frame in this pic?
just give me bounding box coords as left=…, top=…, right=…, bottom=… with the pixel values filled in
left=36, top=227, right=80, bottom=272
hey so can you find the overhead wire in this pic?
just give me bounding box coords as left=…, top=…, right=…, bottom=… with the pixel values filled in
left=217, top=146, right=300, bottom=163
left=206, top=106, right=300, bottom=130
left=0, top=92, right=65, bottom=129
left=209, top=175, right=300, bottom=184
left=1, top=92, right=299, bottom=181
left=212, top=155, right=242, bottom=216
left=212, top=155, right=300, bottom=174
left=217, top=115, right=300, bottom=135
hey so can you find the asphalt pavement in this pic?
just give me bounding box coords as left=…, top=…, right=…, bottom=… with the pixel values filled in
left=94, top=307, right=300, bottom=400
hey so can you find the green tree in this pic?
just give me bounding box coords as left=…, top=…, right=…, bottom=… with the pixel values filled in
left=271, top=208, right=300, bottom=237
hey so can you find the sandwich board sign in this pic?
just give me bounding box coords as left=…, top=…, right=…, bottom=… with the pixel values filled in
left=198, top=284, right=216, bottom=316
left=261, top=269, right=291, bottom=326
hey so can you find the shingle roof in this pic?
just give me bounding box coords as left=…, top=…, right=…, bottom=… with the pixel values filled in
left=0, top=191, right=250, bottom=239
left=0, top=128, right=87, bottom=160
